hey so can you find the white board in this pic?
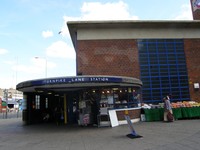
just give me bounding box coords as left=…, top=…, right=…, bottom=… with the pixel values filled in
left=108, top=110, right=119, bottom=127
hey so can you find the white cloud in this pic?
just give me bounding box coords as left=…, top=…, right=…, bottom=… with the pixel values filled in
left=9, top=58, right=56, bottom=76
left=0, top=48, right=8, bottom=55
left=32, top=57, right=56, bottom=69
left=174, top=4, right=193, bottom=20
left=59, top=16, right=78, bottom=38
left=12, top=64, right=37, bottom=74
left=61, top=1, right=138, bottom=38
left=42, top=30, right=53, bottom=38
left=80, top=1, right=138, bottom=20
left=3, top=60, right=14, bottom=65
left=46, top=41, right=76, bottom=59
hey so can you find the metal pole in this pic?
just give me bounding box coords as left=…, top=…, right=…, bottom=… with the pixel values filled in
left=64, top=94, right=67, bottom=124
left=6, top=89, right=8, bottom=119
left=3, top=89, right=8, bottom=119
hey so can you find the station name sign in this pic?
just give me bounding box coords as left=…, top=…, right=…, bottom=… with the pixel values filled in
left=16, top=76, right=141, bottom=89
left=45, top=77, right=122, bottom=84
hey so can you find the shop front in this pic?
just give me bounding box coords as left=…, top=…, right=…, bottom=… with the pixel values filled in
left=16, top=75, right=142, bottom=126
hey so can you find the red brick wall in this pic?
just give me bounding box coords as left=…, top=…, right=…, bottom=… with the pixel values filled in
left=193, top=10, right=200, bottom=20
left=77, top=39, right=200, bottom=103
left=184, top=39, right=200, bottom=103
left=77, top=39, right=140, bottom=79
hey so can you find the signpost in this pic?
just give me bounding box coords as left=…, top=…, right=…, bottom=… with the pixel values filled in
left=124, top=110, right=142, bottom=139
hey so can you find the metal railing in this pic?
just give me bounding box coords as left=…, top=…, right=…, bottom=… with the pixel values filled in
left=0, top=110, right=22, bottom=119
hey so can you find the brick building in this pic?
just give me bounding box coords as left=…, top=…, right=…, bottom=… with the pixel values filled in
left=68, top=20, right=200, bottom=103
left=191, top=0, right=200, bottom=20
left=16, top=2, right=200, bottom=125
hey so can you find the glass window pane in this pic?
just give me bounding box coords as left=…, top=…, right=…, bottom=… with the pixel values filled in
left=138, top=39, right=189, bottom=103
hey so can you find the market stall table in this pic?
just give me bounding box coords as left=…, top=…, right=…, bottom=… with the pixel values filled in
left=172, top=108, right=182, bottom=120
left=143, top=107, right=200, bottom=121
left=181, top=107, right=200, bottom=118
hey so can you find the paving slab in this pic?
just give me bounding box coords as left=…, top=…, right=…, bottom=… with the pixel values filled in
left=0, top=118, right=199, bottom=150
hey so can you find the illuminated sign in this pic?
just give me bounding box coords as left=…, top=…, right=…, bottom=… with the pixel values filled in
left=45, top=77, right=114, bottom=84
left=16, top=76, right=142, bottom=90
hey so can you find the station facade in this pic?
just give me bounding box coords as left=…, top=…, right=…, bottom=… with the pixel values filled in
left=17, top=2, right=200, bottom=125
left=17, top=76, right=142, bottom=125
left=67, top=20, right=200, bottom=104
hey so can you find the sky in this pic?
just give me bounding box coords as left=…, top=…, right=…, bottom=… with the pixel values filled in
left=0, top=0, right=193, bottom=89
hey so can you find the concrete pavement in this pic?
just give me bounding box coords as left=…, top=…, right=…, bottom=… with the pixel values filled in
left=0, top=118, right=199, bottom=150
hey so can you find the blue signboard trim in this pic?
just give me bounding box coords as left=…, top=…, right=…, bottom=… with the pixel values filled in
left=16, top=76, right=142, bottom=89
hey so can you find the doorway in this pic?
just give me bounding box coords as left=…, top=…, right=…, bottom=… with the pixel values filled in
left=66, top=92, right=79, bottom=124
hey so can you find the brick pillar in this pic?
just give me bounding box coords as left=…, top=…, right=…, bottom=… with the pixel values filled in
left=184, top=39, right=200, bottom=103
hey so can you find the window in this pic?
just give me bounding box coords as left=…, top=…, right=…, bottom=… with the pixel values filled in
left=45, top=98, right=48, bottom=109
left=138, top=39, right=190, bottom=103
left=35, top=95, right=40, bottom=109
left=98, top=87, right=142, bottom=109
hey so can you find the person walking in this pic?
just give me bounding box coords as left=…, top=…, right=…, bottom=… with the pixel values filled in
left=163, top=95, right=174, bottom=122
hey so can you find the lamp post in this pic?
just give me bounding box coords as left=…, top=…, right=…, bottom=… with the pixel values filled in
left=35, top=57, right=47, bottom=78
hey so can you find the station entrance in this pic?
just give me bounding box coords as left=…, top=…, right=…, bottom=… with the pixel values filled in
left=23, top=91, right=79, bottom=125
left=23, top=89, right=103, bottom=126
left=18, top=76, right=142, bottom=126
